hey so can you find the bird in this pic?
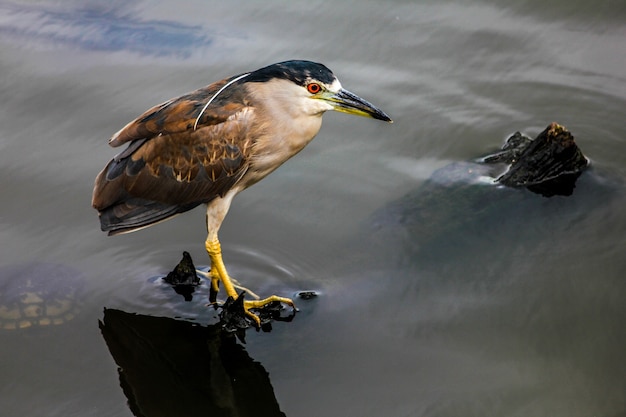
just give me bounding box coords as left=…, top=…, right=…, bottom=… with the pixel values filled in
left=92, top=60, right=392, bottom=326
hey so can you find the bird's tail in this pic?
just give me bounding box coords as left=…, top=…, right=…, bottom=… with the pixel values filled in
left=98, top=198, right=201, bottom=236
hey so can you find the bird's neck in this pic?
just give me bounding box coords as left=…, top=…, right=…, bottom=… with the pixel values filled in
left=240, top=82, right=325, bottom=188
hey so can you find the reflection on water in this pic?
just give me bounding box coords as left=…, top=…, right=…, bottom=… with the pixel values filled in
left=100, top=309, right=286, bottom=417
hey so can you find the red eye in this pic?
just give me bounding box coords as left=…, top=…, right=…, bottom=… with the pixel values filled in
left=307, top=83, right=321, bottom=94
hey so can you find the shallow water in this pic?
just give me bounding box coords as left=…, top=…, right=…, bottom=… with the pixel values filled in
left=1, top=1, right=625, bottom=416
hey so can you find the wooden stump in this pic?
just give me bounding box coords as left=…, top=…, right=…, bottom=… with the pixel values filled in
left=496, top=123, right=588, bottom=196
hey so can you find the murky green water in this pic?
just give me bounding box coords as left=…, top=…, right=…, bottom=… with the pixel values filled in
left=1, top=1, right=625, bottom=416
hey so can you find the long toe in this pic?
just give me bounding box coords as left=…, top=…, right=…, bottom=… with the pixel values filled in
left=245, top=295, right=295, bottom=309
left=243, top=296, right=296, bottom=328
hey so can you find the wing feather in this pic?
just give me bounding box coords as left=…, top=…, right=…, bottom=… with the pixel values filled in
left=92, top=76, right=255, bottom=234
left=108, top=76, right=246, bottom=147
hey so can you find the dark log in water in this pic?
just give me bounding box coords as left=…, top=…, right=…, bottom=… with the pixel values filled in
left=493, top=123, right=588, bottom=197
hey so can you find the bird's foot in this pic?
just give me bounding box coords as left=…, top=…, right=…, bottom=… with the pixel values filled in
left=219, top=292, right=297, bottom=330
left=215, top=296, right=296, bottom=324
left=244, top=295, right=296, bottom=327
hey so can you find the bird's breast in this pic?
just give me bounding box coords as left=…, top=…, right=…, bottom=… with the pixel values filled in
left=239, top=114, right=322, bottom=189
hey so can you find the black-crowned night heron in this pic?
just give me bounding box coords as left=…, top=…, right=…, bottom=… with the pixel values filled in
left=92, top=60, right=392, bottom=326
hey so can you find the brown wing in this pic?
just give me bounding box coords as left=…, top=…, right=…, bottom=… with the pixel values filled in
left=92, top=77, right=256, bottom=235
left=108, top=77, right=247, bottom=147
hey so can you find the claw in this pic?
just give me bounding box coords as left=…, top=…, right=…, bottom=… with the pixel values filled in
left=244, top=305, right=262, bottom=328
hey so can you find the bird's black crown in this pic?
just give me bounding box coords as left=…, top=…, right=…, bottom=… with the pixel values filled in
left=247, top=60, right=336, bottom=86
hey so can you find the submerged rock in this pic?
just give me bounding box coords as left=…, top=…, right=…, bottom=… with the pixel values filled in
left=0, top=263, right=84, bottom=330
left=367, top=123, right=611, bottom=262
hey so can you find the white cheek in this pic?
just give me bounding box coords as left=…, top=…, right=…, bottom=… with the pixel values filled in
left=329, top=79, right=343, bottom=92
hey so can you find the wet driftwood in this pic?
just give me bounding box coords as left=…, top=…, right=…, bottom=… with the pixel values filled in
left=485, top=122, right=588, bottom=196
left=163, top=251, right=200, bottom=286
left=162, top=251, right=201, bottom=301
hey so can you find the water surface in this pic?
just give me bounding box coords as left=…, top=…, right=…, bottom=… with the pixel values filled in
left=1, top=1, right=625, bottom=416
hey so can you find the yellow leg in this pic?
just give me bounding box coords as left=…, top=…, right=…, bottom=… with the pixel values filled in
left=205, top=239, right=238, bottom=298
left=196, top=269, right=261, bottom=299
left=205, top=237, right=295, bottom=326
